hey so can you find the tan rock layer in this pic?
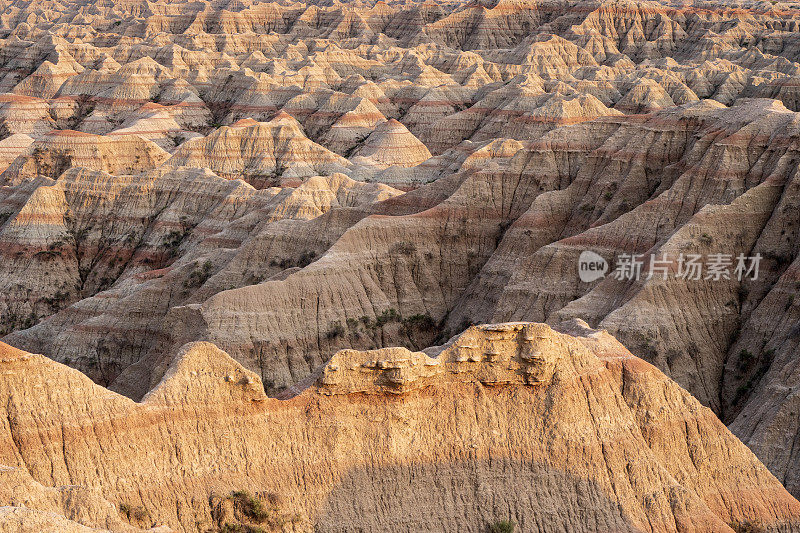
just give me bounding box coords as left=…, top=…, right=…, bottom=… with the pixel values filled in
left=1, top=323, right=799, bottom=532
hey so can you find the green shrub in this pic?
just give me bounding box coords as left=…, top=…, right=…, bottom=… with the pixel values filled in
left=375, top=308, right=400, bottom=327
left=489, top=519, right=515, bottom=533
left=402, top=313, right=436, bottom=331
left=43, top=290, right=70, bottom=309
left=119, top=502, right=148, bottom=522
left=231, top=490, right=268, bottom=522
left=162, top=228, right=189, bottom=253
left=184, top=260, right=213, bottom=288
left=326, top=321, right=345, bottom=339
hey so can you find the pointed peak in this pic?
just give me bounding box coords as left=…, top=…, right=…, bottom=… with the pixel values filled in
left=143, top=342, right=267, bottom=405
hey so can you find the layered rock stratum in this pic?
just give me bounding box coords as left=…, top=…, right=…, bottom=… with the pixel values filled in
left=3, top=322, right=800, bottom=532
left=2, top=0, right=800, bottom=529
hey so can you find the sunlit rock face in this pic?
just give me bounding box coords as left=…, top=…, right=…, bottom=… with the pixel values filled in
left=3, top=324, right=800, bottom=531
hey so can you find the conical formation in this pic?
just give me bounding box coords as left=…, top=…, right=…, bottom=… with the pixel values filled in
left=354, top=119, right=432, bottom=168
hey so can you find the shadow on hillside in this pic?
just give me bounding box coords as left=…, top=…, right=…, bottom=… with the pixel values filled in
left=313, top=457, right=646, bottom=532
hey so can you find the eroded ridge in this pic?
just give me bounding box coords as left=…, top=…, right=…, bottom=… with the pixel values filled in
left=1, top=323, right=799, bottom=532
left=319, top=323, right=562, bottom=394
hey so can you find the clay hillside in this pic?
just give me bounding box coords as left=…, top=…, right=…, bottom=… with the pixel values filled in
left=3, top=323, right=800, bottom=532
left=2, top=0, right=800, bottom=530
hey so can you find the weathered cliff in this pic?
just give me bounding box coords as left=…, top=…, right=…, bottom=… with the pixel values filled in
left=2, top=322, right=800, bottom=532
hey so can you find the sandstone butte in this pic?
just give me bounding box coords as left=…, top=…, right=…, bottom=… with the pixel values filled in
left=2, top=321, right=800, bottom=532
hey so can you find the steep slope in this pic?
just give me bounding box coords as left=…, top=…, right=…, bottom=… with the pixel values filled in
left=352, top=118, right=432, bottom=168
left=2, top=322, right=799, bottom=532
left=0, top=170, right=402, bottom=389
left=0, top=131, right=169, bottom=185
left=164, top=114, right=351, bottom=188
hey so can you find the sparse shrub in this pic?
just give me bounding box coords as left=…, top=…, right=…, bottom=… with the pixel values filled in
left=763, top=250, right=791, bottom=268
left=269, top=251, right=316, bottom=270
left=738, top=286, right=749, bottom=301
left=489, top=519, right=515, bottom=533
left=184, top=260, right=213, bottom=288
left=734, top=376, right=754, bottom=404
left=269, top=257, right=293, bottom=269
left=34, top=248, right=61, bottom=259
left=163, top=226, right=190, bottom=254
left=231, top=490, right=268, bottom=522
left=298, top=250, right=317, bottom=267
left=699, top=233, right=713, bottom=245
left=42, top=290, right=70, bottom=310
left=119, top=502, right=148, bottom=522
left=733, top=354, right=772, bottom=405
left=326, top=321, right=345, bottom=339
left=374, top=308, right=400, bottom=327
left=22, top=311, right=36, bottom=329
left=729, top=519, right=765, bottom=533
left=458, top=319, right=475, bottom=332
left=402, top=313, right=436, bottom=331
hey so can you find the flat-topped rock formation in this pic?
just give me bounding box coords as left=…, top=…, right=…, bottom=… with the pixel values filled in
left=2, top=322, right=800, bottom=532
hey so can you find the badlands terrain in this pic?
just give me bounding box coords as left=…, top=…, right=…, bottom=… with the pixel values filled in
left=2, top=0, right=800, bottom=530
